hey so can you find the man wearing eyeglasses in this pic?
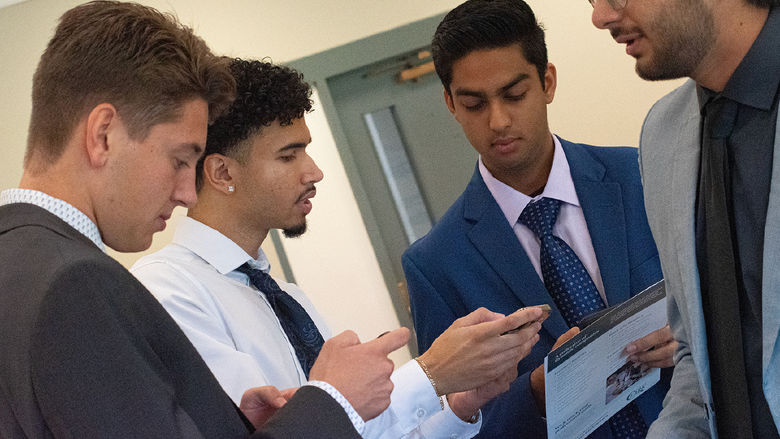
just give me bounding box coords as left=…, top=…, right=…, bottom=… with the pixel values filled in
left=402, top=0, right=674, bottom=437
left=591, top=0, right=780, bottom=438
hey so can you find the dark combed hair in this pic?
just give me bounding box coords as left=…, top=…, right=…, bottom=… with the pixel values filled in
left=197, top=58, right=313, bottom=190
left=748, top=0, right=780, bottom=6
left=432, top=0, right=548, bottom=94
left=26, top=1, right=235, bottom=169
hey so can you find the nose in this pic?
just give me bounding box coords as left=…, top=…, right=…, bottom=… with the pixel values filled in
left=174, top=170, right=198, bottom=208
left=304, top=155, right=324, bottom=184
left=488, top=103, right=511, bottom=132
left=591, top=0, right=621, bottom=29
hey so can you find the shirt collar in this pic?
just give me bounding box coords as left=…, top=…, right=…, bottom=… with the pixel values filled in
left=698, top=7, right=780, bottom=112
left=171, top=216, right=270, bottom=275
left=0, top=188, right=106, bottom=252
left=479, top=134, right=580, bottom=226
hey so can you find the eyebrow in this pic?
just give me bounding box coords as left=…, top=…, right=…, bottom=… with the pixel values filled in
left=178, top=142, right=204, bottom=156
left=453, top=73, right=531, bottom=98
left=277, top=138, right=312, bottom=153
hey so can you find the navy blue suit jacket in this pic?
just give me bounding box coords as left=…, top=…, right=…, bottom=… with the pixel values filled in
left=402, top=138, right=669, bottom=438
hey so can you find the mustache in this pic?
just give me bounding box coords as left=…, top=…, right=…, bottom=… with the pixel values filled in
left=610, top=25, right=639, bottom=40
left=295, top=185, right=317, bottom=203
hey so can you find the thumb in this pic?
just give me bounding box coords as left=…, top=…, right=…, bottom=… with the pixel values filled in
left=552, top=327, right=580, bottom=350
left=327, top=330, right=361, bottom=348
left=453, top=307, right=505, bottom=327
left=366, top=327, right=410, bottom=354
left=280, top=387, right=299, bottom=402
left=483, top=306, right=544, bottom=336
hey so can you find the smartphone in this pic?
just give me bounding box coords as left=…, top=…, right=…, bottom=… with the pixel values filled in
left=501, top=304, right=552, bottom=335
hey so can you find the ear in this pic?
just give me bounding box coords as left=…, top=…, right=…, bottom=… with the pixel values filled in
left=543, top=62, right=557, bottom=104
left=202, top=153, right=237, bottom=195
left=443, top=87, right=457, bottom=115
left=84, top=103, right=120, bottom=169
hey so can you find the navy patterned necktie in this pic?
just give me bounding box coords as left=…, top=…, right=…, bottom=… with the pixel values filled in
left=520, top=197, right=647, bottom=439
left=236, top=263, right=324, bottom=378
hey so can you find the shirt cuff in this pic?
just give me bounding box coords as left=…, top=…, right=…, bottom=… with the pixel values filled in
left=422, top=395, right=482, bottom=438
left=307, top=381, right=365, bottom=435
left=401, top=360, right=482, bottom=428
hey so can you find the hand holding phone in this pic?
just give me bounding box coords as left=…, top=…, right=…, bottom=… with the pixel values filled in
left=501, top=304, right=551, bottom=335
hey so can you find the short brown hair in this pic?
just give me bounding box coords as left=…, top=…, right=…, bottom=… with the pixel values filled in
left=25, top=1, right=236, bottom=169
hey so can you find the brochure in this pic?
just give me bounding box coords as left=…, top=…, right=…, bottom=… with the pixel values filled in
left=544, top=280, right=667, bottom=439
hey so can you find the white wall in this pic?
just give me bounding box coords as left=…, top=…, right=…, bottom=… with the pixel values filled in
left=0, top=0, right=683, bottom=366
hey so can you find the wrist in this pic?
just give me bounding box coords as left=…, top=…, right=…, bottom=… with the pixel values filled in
left=446, top=394, right=480, bottom=423
left=417, top=351, right=452, bottom=395
left=529, top=366, right=546, bottom=415
left=414, top=356, right=445, bottom=410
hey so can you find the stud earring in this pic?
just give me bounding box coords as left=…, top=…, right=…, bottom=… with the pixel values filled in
left=228, top=185, right=235, bottom=193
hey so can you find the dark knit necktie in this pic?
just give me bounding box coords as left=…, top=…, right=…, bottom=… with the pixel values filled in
left=236, top=263, right=324, bottom=378
left=696, top=97, right=753, bottom=437
left=520, top=197, right=647, bottom=439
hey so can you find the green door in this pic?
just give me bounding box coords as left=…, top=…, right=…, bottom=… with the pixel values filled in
left=327, top=47, right=477, bottom=334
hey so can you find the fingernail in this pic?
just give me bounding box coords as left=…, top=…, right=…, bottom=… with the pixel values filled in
left=625, top=344, right=636, bottom=354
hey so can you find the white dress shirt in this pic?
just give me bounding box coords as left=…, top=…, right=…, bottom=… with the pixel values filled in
left=131, top=217, right=480, bottom=439
left=479, top=134, right=607, bottom=304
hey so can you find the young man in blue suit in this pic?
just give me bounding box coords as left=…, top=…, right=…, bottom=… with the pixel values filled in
left=402, top=1, right=674, bottom=437
left=592, top=0, right=780, bottom=437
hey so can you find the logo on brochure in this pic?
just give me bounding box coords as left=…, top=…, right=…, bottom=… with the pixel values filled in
left=627, top=384, right=646, bottom=401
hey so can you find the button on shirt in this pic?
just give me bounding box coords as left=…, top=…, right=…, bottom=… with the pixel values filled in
left=479, top=135, right=607, bottom=304
left=131, top=217, right=480, bottom=439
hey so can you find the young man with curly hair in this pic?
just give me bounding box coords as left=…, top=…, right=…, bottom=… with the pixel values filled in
left=0, top=2, right=412, bottom=438
left=132, top=58, right=545, bottom=439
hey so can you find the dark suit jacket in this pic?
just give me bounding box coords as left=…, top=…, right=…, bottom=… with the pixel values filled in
left=403, top=138, right=669, bottom=438
left=0, top=203, right=359, bottom=439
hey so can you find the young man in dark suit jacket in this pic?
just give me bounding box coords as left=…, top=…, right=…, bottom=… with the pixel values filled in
left=403, top=1, right=674, bottom=437
left=0, top=2, right=409, bottom=438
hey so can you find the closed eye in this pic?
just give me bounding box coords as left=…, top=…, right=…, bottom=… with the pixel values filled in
left=463, top=101, right=486, bottom=112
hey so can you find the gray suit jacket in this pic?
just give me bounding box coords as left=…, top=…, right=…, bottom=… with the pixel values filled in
left=639, top=79, right=780, bottom=438
left=0, top=203, right=360, bottom=438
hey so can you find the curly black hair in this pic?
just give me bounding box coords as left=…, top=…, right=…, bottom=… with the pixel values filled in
left=197, top=58, right=313, bottom=191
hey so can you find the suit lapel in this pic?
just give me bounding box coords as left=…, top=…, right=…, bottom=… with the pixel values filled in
left=667, top=84, right=714, bottom=388
left=462, top=169, right=570, bottom=337
left=561, top=140, right=631, bottom=307
left=761, top=110, right=780, bottom=424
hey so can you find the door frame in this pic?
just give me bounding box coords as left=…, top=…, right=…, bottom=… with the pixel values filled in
left=288, top=13, right=445, bottom=339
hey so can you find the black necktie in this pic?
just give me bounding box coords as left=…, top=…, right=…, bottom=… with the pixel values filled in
left=236, top=263, right=324, bottom=378
left=520, top=197, right=648, bottom=439
left=696, top=96, right=753, bottom=437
